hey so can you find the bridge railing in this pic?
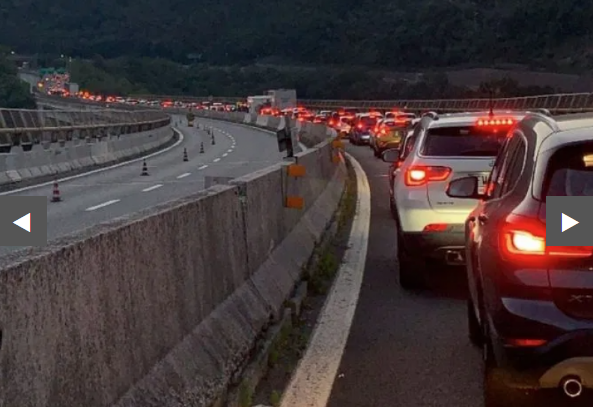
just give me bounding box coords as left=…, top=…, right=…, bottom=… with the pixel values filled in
left=118, top=92, right=593, bottom=114
left=2, top=95, right=171, bottom=150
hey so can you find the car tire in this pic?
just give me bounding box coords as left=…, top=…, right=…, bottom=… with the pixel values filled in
left=374, top=148, right=381, bottom=158
left=397, top=233, right=424, bottom=289
left=467, top=298, right=483, bottom=347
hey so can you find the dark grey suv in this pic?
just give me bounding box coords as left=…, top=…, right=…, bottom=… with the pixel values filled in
left=447, top=112, right=593, bottom=406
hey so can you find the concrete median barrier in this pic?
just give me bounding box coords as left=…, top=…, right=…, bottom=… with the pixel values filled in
left=0, top=128, right=346, bottom=406
left=0, top=106, right=174, bottom=189
left=192, top=110, right=332, bottom=147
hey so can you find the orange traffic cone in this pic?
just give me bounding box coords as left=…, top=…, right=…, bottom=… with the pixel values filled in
left=51, top=178, right=61, bottom=202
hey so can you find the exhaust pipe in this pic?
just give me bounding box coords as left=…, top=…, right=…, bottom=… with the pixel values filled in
left=561, top=376, right=583, bottom=398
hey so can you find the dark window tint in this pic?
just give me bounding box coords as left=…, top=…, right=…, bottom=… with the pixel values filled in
left=359, top=117, right=377, bottom=126
left=500, top=138, right=526, bottom=195
left=421, top=126, right=509, bottom=157
left=544, top=143, right=593, bottom=196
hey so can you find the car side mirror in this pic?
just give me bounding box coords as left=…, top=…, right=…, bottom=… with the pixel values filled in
left=381, top=148, right=400, bottom=162
left=446, top=176, right=484, bottom=199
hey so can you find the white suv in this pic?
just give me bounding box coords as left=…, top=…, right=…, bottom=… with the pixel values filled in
left=384, top=111, right=527, bottom=289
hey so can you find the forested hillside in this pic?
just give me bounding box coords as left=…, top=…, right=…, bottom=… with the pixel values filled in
left=0, top=47, right=35, bottom=108
left=1, top=0, right=592, bottom=70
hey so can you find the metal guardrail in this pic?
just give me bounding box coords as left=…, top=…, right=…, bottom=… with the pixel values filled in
left=0, top=96, right=171, bottom=149
left=124, top=92, right=593, bottom=114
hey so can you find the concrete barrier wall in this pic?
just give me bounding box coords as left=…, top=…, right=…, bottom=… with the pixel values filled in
left=0, top=105, right=174, bottom=186
left=0, top=121, right=346, bottom=406
left=0, top=125, right=174, bottom=185
left=191, top=109, right=336, bottom=147
left=35, top=94, right=337, bottom=147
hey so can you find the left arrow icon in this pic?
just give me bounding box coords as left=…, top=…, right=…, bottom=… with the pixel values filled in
left=13, top=213, right=31, bottom=232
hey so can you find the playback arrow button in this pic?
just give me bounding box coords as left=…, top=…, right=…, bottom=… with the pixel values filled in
left=561, top=213, right=579, bottom=232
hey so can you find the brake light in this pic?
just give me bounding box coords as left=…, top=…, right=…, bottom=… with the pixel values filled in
left=476, top=118, right=515, bottom=126
left=423, top=224, right=448, bottom=232
left=500, top=214, right=593, bottom=258
left=358, top=123, right=363, bottom=129
left=329, top=120, right=335, bottom=126
left=380, top=128, right=386, bottom=135
left=404, top=166, right=451, bottom=186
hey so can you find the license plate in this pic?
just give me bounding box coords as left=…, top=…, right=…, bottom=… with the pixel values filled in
left=469, top=173, right=490, bottom=194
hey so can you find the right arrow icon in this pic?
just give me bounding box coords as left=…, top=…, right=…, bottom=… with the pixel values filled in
left=562, top=213, right=579, bottom=232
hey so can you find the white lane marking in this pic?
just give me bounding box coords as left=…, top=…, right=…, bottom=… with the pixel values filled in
left=177, top=173, right=191, bottom=179
left=280, top=153, right=370, bottom=407
left=85, top=199, right=121, bottom=211
left=227, top=149, right=233, bottom=153
left=198, top=165, right=208, bottom=170
left=0, top=129, right=185, bottom=196
left=222, top=153, right=228, bottom=157
left=142, top=184, right=163, bottom=192
left=213, top=158, right=221, bottom=162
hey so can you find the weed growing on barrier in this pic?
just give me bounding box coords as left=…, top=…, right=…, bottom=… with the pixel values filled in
left=238, top=379, right=253, bottom=407
left=251, top=161, right=357, bottom=406
left=269, top=390, right=281, bottom=406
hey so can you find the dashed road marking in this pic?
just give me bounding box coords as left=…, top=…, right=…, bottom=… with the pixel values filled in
left=227, top=149, right=233, bottom=153
left=85, top=199, right=120, bottom=211
left=177, top=173, right=191, bottom=179
left=198, top=165, right=208, bottom=170
left=142, top=184, right=163, bottom=192
left=222, top=153, right=228, bottom=157
left=213, top=158, right=221, bottom=162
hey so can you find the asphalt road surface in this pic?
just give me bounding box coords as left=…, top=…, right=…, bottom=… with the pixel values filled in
left=326, top=143, right=484, bottom=407
left=0, top=116, right=285, bottom=256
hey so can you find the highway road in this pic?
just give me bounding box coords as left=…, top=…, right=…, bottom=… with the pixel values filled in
left=0, top=116, right=285, bottom=256
left=326, top=144, right=484, bottom=407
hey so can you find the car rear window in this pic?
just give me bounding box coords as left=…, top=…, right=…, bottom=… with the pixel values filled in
left=544, top=143, right=593, bottom=196
left=421, top=126, right=508, bottom=157
left=359, top=116, right=377, bottom=125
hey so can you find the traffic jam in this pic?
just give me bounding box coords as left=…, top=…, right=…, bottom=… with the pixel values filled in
left=59, top=88, right=593, bottom=404
left=272, top=107, right=593, bottom=405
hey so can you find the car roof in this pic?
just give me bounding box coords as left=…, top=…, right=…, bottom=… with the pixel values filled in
left=539, top=114, right=593, bottom=153
left=426, top=110, right=528, bottom=129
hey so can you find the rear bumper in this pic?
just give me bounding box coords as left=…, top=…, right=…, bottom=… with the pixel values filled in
left=401, top=229, right=465, bottom=264
left=486, top=295, right=593, bottom=391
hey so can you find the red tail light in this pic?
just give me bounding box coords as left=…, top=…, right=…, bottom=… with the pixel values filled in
left=380, top=128, right=387, bottom=135
left=404, top=166, right=451, bottom=186
left=423, top=223, right=448, bottom=232
left=500, top=214, right=593, bottom=258
left=357, top=124, right=363, bottom=129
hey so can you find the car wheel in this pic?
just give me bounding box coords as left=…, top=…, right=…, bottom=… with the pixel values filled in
left=374, top=148, right=381, bottom=158
left=397, top=232, right=424, bottom=289
left=467, top=298, right=483, bottom=347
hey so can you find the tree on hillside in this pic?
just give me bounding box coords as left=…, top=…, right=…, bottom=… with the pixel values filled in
left=0, top=56, right=35, bottom=108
